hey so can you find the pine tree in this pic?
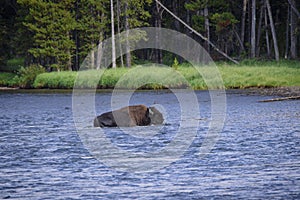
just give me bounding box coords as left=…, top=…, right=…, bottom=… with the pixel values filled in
left=120, top=0, right=152, bottom=67
left=76, top=0, right=109, bottom=69
left=18, top=0, right=76, bottom=71
left=185, top=0, right=239, bottom=55
left=0, top=0, right=18, bottom=65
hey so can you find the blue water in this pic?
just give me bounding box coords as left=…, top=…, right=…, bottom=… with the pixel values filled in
left=0, top=90, right=299, bottom=199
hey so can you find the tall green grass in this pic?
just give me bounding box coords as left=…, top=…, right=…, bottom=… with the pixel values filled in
left=34, top=67, right=190, bottom=89
left=34, top=71, right=77, bottom=89
left=217, top=60, right=300, bottom=88
left=220, top=67, right=298, bottom=88
left=32, top=62, right=300, bottom=90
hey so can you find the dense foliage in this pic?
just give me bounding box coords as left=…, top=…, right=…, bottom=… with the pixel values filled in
left=1, top=0, right=299, bottom=71
left=12, top=64, right=46, bottom=88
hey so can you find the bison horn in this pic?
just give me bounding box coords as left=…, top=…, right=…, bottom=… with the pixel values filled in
left=149, top=107, right=154, bottom=115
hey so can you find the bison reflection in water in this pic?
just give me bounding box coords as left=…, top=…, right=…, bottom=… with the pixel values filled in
left=93, top=105, right=164, bottom=127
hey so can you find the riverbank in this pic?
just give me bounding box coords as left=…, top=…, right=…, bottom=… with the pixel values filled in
left=253, top=86, right=300, bottom=97
left=1, top=60, right=299, bottom=90
left=227, top=86, right=300, bottom=97
left=1, top=86, right=300, bottom=99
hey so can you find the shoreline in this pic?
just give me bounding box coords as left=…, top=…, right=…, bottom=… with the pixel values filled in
left=0, top=87, right=20, bottom=91
left=240, top=86, right=300, bottom=97
left=1, top=86, right=300, bottom=97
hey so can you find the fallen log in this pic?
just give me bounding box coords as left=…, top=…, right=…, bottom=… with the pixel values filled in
left=259, top=96, right=300, bottom=102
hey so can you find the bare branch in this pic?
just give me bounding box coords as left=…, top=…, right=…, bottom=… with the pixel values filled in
left=287, top=0, right=300, bottom=19
left=155, top=0, right=239, bottom=64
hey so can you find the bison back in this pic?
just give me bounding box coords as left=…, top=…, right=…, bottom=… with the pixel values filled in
left=94, top=105, right=151, bottom=127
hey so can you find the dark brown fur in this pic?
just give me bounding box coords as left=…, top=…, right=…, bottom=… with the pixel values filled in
left=94, top=105, right=163, bottom=127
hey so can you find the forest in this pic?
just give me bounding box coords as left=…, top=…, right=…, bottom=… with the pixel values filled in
left=0, top=0, right=299, bottom=71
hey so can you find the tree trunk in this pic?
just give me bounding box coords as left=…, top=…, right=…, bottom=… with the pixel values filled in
left=241, top=0, right=248, bottom=45
left=290, top=0, right=298, bottom=59
left=234, top=29, right=245, bottom=52
left=110, top=0, right=116, bottom=68
left=251, top=0, right=256, bottom=58
left=90, top=44, right=95, bottom=69
left=185, top=5, right=191, bottom=55
left=124, top=1, right=131, bottom=68
left=287, top=0, right=300, bottom=19
left=247, top=0, right=252, bottom=50
left=172, top=0, right=180, bottom=31
left=264, top=8, right=271, bottom=57
left=116, top=0, right=124, bottom=67
left=74, top=0, right=79, bottom=71
left=186, top=4, right=191, bottom=35
left=96, top=32, right=104, bottom=70
left=67, top=32, right=72, bottom=71
left=285, top=4, right=290, bottom=59
left=204, top=5, right=210, bottom=53
left=96, top=42, right=103, bottom=70
left=266, top=0, right=279, bottom=61
left=256, top=0, right=265, bottom=57
left=155, top=2, right=163, bottom=64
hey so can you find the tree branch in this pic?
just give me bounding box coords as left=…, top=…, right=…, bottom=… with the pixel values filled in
left=287, top=0, right=300, bottom=19
left=259, top=96, right=300, bottom=102
left=155, top=0, right=239, bottom=64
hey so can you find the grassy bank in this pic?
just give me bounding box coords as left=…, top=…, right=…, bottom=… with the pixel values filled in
left=217, top=60, right=300, bottom=88
left=1, top=60, right=299, bottom=90
left=219, top=65, right=299, bottom=88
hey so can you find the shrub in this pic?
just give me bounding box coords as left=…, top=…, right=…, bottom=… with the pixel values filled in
left=14, top=65, right=46, bottom=88
left=0, top=58, right=25, bottom=72
left=172, top=57, right=179, bottom=70
left=0, top=73, right=16, bottom=87
left=34, top=71, right=77, bottom=89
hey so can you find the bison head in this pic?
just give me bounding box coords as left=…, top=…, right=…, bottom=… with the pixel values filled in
left=148, top=106, right=164, bottom=125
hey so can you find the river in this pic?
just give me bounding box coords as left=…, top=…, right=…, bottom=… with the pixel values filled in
left=0, top=90, right=299, bottom=199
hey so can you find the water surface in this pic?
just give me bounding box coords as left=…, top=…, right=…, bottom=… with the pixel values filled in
left=0, top=90, right=299, bottom=199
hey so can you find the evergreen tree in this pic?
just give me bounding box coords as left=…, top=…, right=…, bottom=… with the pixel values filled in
left=185, top=0, right=239, bottom=56
left=120, top=0, right=152, bottom=67
left=0, top=0, right=18, bottom=65
left=1, top=0, right=299, bottom=68
left=76, top=0, right=109, bottom=69
left=18, top=0, right=76, bottom=71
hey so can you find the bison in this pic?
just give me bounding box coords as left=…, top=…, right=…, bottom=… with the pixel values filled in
left=93, top=104, right=164, bottom=127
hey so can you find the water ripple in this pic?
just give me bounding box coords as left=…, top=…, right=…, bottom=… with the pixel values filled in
left=0, top=91, right=299, bottom=199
